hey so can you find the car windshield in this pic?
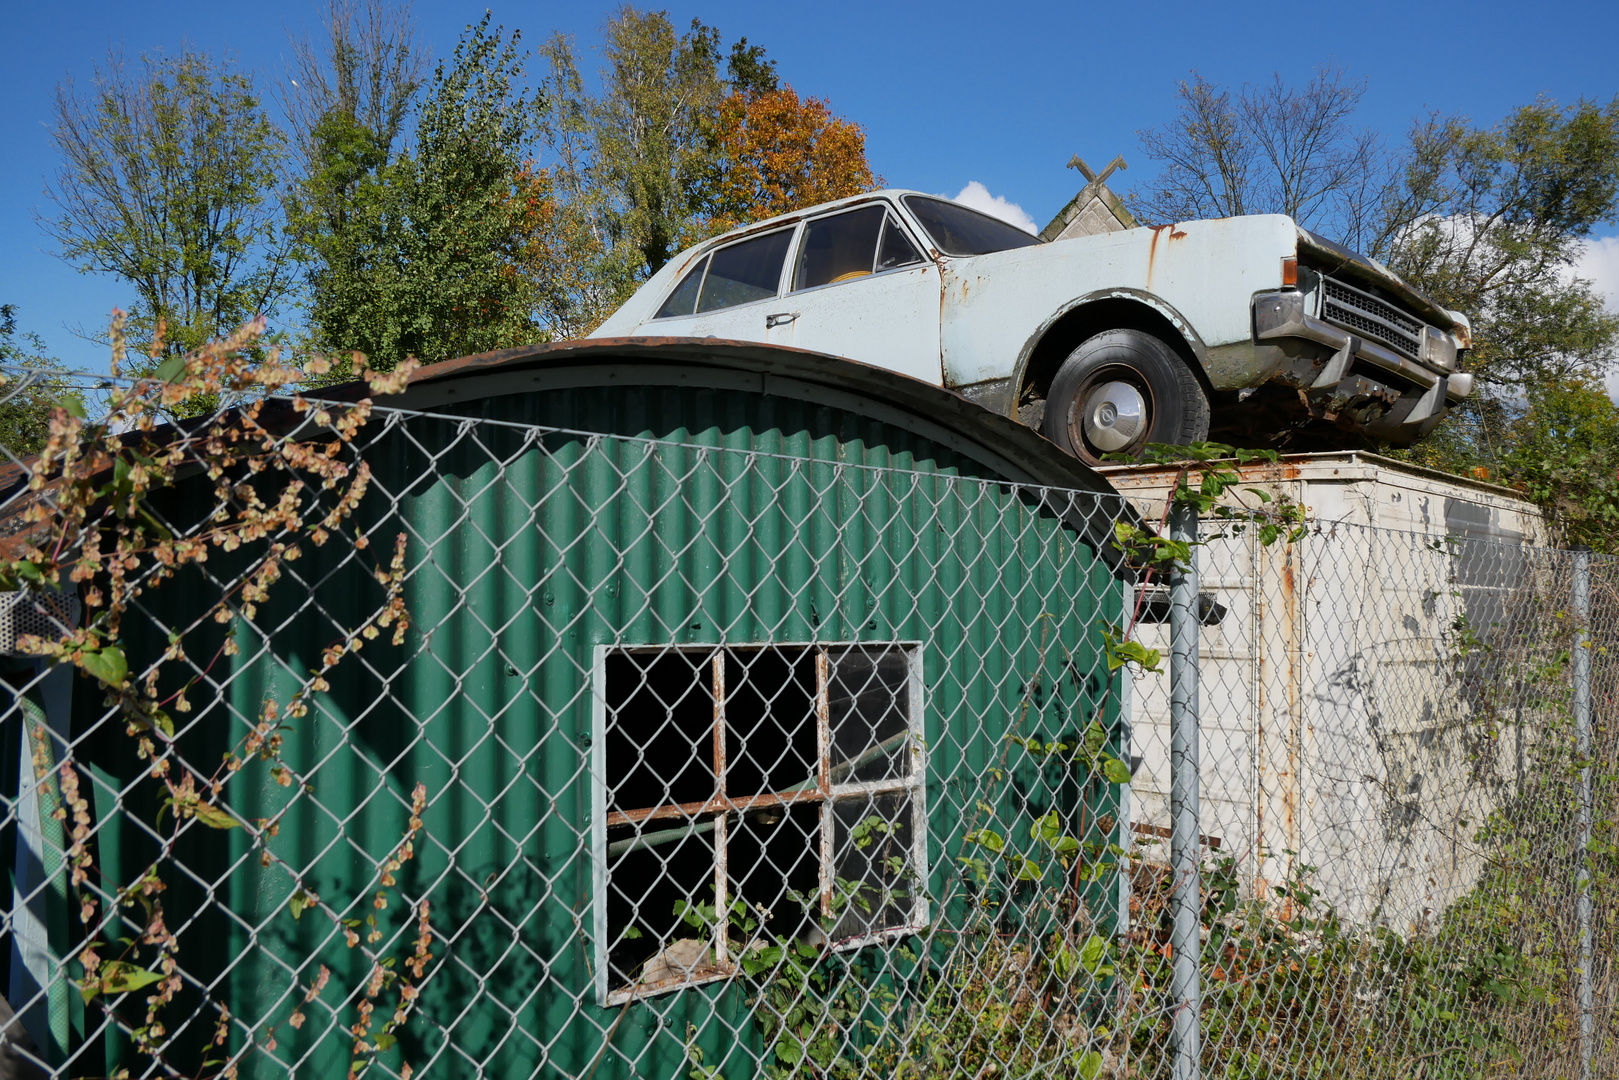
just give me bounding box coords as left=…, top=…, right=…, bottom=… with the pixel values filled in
left=902, top=195, right=1043, bottom=257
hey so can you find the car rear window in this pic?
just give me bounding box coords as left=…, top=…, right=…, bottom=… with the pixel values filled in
left=655, top=228, right=793, bottom=318
left=902, top=195, right=1043, bottom=257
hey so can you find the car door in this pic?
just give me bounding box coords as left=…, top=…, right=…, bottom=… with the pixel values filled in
left=644, top=226, right=797, bottom=342
left=765, top=204, right=943, bottom=386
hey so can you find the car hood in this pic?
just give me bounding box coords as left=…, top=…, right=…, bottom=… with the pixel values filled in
left=1295, top=228, right=1467, bottom=338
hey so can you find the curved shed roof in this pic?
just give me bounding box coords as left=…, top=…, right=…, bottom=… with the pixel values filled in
left=384, top=337, right=1118, bottom=498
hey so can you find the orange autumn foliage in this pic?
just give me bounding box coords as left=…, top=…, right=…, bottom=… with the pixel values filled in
left=705, top=85, right=882, bottom=234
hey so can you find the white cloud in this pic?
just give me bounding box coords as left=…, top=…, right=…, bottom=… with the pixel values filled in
left=1577, top=235, right=1619, bottom=310
left=1574, top=235, right=1619, bottom=400
left=946, top=182, right=1040, bottom=235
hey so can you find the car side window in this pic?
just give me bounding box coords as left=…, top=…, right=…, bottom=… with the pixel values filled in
left=793, top=206, right=885, bottom=291
left=876, top=214, right=924, bottom=272
left=655, top=257, right=707, bottom=318
left=696, top=229, right=793, bottom=313
left=654, top=229, right=793, bottom=319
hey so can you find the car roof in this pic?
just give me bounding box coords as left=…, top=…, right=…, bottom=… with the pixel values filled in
left=701, top=189, right=938, bottom=244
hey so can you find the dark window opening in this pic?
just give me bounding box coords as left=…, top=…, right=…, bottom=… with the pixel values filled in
left=596, top=643, right=926, bottom=1001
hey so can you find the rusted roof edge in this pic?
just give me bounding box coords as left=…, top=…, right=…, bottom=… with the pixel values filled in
left=390, top=337, right=1121, bottom=497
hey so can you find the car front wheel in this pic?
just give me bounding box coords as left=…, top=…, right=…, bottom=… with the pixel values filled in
left=1040, top=329, right=1210, bottom=465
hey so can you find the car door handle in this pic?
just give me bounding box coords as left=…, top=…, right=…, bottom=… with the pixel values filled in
left=765, top=312, right=798, bottom=329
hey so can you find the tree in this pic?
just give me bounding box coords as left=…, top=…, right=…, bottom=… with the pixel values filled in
left=702, top=85, right=881, bottom=234
left=1133, top=65, right=1387, bottom=248
left=1379, top=99, right=1619, bottom=393
left=541, top=10, right=727, bottom=284
left=291, top=12, right=546, bottom=369
left=1133, top=72, right=1619, bottom=481
left=1496, top=381, right=1619, bottom=552
left=281, top=0, right=424, bottom=364
left=0, top=305, right=83, bottom=457
left=43, top=48, right=290, bottom=363
left=535, top=10, right=879, bottom=336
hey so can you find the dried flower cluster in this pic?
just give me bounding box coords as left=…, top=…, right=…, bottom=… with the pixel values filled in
left=2, top=314, right=432, bottom=1076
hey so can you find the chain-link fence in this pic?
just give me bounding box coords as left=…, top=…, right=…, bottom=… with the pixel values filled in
left=0, top=369, right=1613, bottom=1079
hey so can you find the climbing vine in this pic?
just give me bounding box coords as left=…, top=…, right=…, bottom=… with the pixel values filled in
left=0, top=313, right=428, bottom=1077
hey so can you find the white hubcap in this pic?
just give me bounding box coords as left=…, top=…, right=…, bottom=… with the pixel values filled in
left=1081, top=381, right=1146, bottom=452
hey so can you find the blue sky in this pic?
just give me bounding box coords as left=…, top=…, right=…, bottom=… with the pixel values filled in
left=3, top=0, right=1617, bottom=371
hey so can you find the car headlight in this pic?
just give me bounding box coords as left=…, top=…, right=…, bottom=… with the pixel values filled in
left=1421, top=326, right=1457, bottom=372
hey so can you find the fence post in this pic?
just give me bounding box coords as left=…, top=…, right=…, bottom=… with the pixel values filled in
left=1572, top=546, right=1593, bottom=1080
left=1169, top=500, right=1202, bottom=1080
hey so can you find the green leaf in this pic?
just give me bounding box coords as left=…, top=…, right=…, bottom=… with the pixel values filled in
left=1077, top=1049, right=1105, bottom=1079
left=373, top=1031, right=397, bottom=1052
left=154, top=357, right=187, bottom=383
left=79, top=645, right=128, bottom=688
left=191, top=802, right=239, bottom=830
left=1079, top=933, right=1114, bottom=976
left=1032, top=811, right=1062, bottom=844
left=1102, top=756, right=1133, bottom=784
left=1010, top=853, right=1042, bottom=881
left=289, top=889, right=313, bottom=921
left=622, top=926, right=642, bottom=939
left=59, top=394, right=87, bottom=419
left=82, top=961, right=165, bottom=1004
left=963, top=828, right=1004, bottom=853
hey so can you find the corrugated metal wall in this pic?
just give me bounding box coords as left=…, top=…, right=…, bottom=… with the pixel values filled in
left=74, top=383, right=1123, bottom=1078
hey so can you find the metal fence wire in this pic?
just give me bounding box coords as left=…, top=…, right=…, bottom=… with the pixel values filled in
left=0, top=372, right=1613, bottom=1079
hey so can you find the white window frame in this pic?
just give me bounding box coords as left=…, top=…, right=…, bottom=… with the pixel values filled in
left=590, top=641, right=929, bottom=1006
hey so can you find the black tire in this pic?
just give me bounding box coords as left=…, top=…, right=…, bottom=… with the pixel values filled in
left=1040, top=329, right=1210, bottom=465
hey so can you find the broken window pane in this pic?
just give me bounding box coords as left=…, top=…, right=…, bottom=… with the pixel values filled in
left=725, top=801, right=823, bottom=946
left=830, top=792, right=916, bottom=941
left=723, top=647, right=819, bottom=796
left=604, top=650, right=717, bottom=814
left=605, top=823, right=719, bottom=989
left=828, top=645, right=912, bottom=784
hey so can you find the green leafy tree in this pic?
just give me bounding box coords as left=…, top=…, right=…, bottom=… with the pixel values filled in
left=1135, top=76, right=1619, bottom=513
left=282, top=0, right=424, bottom=376
left=0, top=306, right=81, bottom=457
left=291, top=12, right=545, bottom=369
left=1379, top=98, right=1619, bottom=459
left=536, top=8, right=738, bottom=335
left=543, top=9, right=726, bottom=278
left=42, top=48, right=291, bottom=363
left=1495, top=381, right=1619, bottom=551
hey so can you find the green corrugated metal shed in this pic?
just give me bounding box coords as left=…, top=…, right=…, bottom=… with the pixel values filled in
left=70, top=340, right=1130, bottom=1078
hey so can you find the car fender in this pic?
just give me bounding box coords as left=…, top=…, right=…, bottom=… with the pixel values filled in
left=1004, top=286, right=1214, bottom=413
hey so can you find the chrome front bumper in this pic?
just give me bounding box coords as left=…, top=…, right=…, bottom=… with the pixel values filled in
left=1253, top=291, right=1472, bottom=434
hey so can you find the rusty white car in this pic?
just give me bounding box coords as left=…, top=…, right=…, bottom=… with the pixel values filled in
left=591, top=191, right=1474, bottom=464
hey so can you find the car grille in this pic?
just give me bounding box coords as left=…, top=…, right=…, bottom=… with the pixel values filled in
left=1322, top=276, right=1424, bottom=361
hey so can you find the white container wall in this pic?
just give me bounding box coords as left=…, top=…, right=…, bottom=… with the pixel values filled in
left=1100, top=452, right=1550, bottom=929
